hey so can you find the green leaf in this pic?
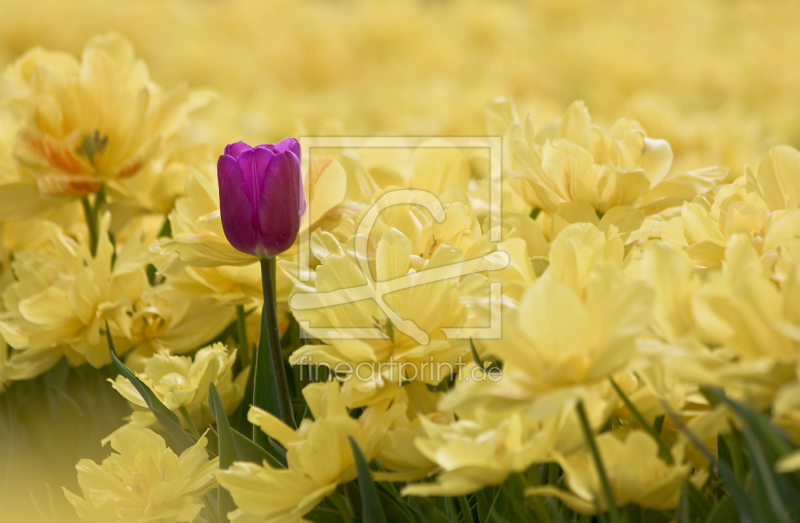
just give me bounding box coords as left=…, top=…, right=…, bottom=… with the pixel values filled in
left=576, top=400, right=621, bottom=523
left=675, top=483, right=689, bottom=523
left=253, top=305, right=282, bottom=448
left=706, top=495, right=738, bottom=523
left=469, top=338, right=483, bottom=366
left=209, top=383, right=237, bottom=523
left=663, top=404, right=754, bottom=523
left=375, top=483, right=417, bottom=523
left=201, top=492, right=220, bottom=523
left=475, top=489, right=491, bottom=523
left=609, top=378, right=674, bottom=465
left=458, top=496, right=476, bottom=523
left=686, top=480, right=712, bottom=520
left=702, top=388, right=794, bottom=459
left=230, top=427, right=285, bottom=468
left=406, top=496, right=449, bottom=523
left=305, top=508, right=347, bottom=523
left=230, top=359, right=255, bottom=436
left=106, top=325, right=197, bottom=454
left=741, top=426, right=793, bottom=523
left=348, top=437, right=388, bottom=523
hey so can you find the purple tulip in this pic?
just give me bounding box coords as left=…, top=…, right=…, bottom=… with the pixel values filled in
left=217, top=138, right=306, bottom=259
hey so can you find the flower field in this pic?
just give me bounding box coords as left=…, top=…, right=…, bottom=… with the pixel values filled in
left=2, top=1, right=800, bottom=522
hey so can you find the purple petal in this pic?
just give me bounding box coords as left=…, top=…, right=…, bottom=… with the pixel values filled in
left=273, top=138, right=301, bottom=161
left=256, top=151, right=304, bottom=257
left=286, top=150, right=306, bottom=215
left=224, top=141, right=252, bottom=159
left=217, top=154, right=258, bottom=256
left=235, top=147, right=273, bottom=209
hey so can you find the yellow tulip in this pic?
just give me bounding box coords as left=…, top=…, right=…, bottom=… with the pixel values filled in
left=528, top=430, right=690, bottom=513
left=0, top=212, right=147, bottom=368
left=0, top=34, right=213, bottom=219
left=217, top=381, right=404, bottom=522
left=111, top=342, right=246, bottom=430
left=63, top=426, right=218, bottom=523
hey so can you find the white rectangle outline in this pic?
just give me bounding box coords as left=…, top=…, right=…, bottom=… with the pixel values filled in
left=295, top=136, right=503, bottom=341
left=297, top=136, right=502, bottom=281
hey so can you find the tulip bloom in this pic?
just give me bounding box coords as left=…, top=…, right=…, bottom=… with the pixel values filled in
left=217, top=138, right=306, bottom=259
left=217, top=138, right=302, bottom=431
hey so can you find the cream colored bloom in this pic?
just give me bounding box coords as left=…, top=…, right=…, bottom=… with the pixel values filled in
left=111, top=342, right=246, bottom=429
left=658, top=146, right=800, bottom=273
left=287, top=218, right=505, bottom=407
left=528, top=430, right=690, bottom=514
left=63, top=426, right=218, bottom=523
left=496, top=100, right=727, bottom=239
left=689, top=235, right=799, bottom=398
left=217, top=381, right=404, bottom=523
left=0, top=213, right=147, bottom=368
left=0, top=33, right=213, bottom=218
left=123, top=285, right=236, bottom=371
left=0, top=332, right=62, bottom=393
left=445, top=223, right=651, bottom=419
left=403, top=387, right=614, bottom=496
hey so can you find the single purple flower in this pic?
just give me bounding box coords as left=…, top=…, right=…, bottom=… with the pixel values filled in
left=217, top=138, right=306, bottom=259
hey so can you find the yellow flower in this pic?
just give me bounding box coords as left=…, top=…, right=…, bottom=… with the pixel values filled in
left=689, top=235, right=799, bottom=397
left=0, top=332, right=62, bottom=393
left=496, top=100, right=727, bottom=236
left=63, top=425, right=218, bottom=523
left=0, top=212, right=148, bottom=368
left=287, top=219, right=505, bottom=407
left=369, top=382, right=447, bottom=481
left=445, top=223, right=651, bottom=419
left=123, top=285, right=236, bottom=371
left=528, top=430, right=691, bottom=514
left=657, top=146, right=800, bottom=274
left=634, top=241, right=701, bottom=343
left=217, top=381, right=404, bottom=523
left=0, top=33, right=213, bottom=218
left=111, top=342, right=246, bottom=429
left=403, top=388, right=614, bottom=497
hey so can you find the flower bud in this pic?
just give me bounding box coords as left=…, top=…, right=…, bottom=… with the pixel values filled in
left=217, top=138, right=306, bottom=258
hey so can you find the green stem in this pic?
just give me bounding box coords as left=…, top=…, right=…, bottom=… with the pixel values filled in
left=179, top=406, right=200, bottom=438
left=722, top=433, right=745, bottom=481
left=653, top=415, right=665, bottom=436
left=329, top=492, right=355, bottom=523
left=609, top=378, right=674, bottom=465
left=576, top=400, right=621, bottom=523
left=258, top=257, right=295, bottom=428
left=81, top=197, right=98, bottom=257
left=458, top=495, right=476, bottom=523
left=236, top=305, right=251, bottom=368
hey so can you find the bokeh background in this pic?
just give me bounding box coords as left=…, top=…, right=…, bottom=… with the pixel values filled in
left=1, top=0, right=800, bottom=520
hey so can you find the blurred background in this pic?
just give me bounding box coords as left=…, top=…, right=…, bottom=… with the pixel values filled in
left=1, top=0, right=799, bottom=520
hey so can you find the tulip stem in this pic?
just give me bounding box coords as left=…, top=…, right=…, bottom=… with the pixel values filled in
left=81, top=197, right=98, bottom=257
left=81, top=186, right=105, bottom=257
left=257, top=257, right=295, bottom=429
left=236, top=305, right=250, bottom=369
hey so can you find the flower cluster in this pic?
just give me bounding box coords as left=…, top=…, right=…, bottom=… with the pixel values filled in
left=1, top=21, right=800, bottom=523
